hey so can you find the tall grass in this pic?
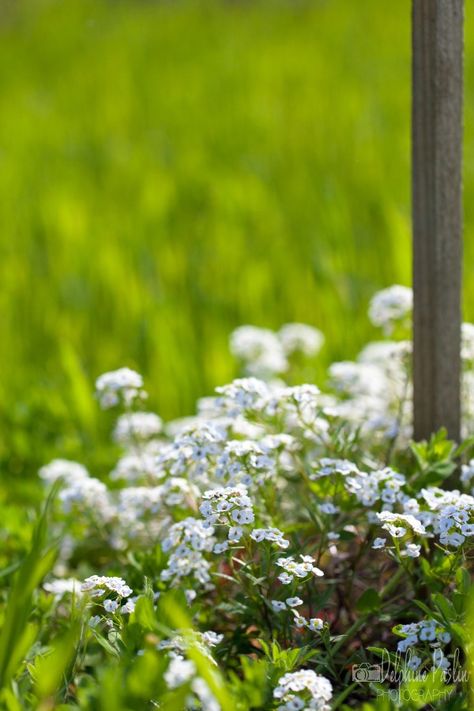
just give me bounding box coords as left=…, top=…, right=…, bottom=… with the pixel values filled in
left=1, top=0, right=473, bottom=485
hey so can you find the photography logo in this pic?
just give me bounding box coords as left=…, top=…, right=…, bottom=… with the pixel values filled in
left=352, top=663, right=384, bottom=683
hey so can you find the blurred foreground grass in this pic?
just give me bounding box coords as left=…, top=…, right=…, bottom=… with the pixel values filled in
left=1, top=0, right=474, bottom=491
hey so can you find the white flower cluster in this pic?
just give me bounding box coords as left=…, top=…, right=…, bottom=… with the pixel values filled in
left=377, top=511, right=426, bottom=536
left=346, top=467, right=406, bottom=508
left=164, top=658, right=219, bottom=711
left=271, top=599, right=324, bottom=632
left=310, top=458, right=360, bottom=479
left=113, top=411, right=163, bottom=446
left=368, top=284, right=413, bottom=334
left=199, top=485, right=255, bottom=544
left=374, top=511, right=426, bottom=557
left=279, top=323, right=324, bottom=357
left=230, top=323, right=324, bottom=380
left=158, top=629, right=223, bottom=659
left=276, top=555, right=324, bottom=585
left=156, top=422, right=227, bottom=485
left=215, top=439, right=279, bottom=488
left=462, top=322, right=474, bottom=363
left=95, top=367, right=146, bottom=409
left=250, top=527, right=290, bottom=549
left=81, top=575, right=135, bottom=615
left=395, top=619, right=452, bottom=671
left=39, top=459, right=89, bottom=486
left=58, top=474, right=114, bottom=523
left=161, top=517, right=216, bottom=587
left=328, top=340, right=412, bottom=444
left=273, top=670, right=333, bottom=711
left=370, top=487, right=474, bottom=553
left=230, top=326, right=288, bottom=378
left=423, top=490, right=474, bottom=548
left=111, top=452, right=162, bottom=483
left=43, top=578, right=83, bottom=599
left=461, top=459, right=474, bottom=488
left=215, top=377, right=270, bottom=416
left=159, top=631, right=223, bottom=710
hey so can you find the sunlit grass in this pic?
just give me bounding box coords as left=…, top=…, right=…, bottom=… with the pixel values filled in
left=0, top=0, right=473, bottom=483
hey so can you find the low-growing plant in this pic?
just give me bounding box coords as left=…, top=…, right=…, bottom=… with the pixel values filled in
left=3, top=285, right=474, bottom=709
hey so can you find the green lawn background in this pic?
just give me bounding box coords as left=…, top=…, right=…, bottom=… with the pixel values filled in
left=1, top=0, right=473, bottom=490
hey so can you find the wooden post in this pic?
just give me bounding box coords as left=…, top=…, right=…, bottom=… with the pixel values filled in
left=412, top=0, right=464, bottom=442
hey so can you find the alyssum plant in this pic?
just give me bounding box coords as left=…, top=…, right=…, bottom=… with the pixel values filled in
left=3, top=285, right=474, bottom=710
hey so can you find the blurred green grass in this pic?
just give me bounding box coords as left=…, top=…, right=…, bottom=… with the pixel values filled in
left=1, top=0, right=473, bottom=486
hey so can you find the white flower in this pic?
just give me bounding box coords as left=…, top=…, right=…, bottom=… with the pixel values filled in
left=462, top=323, right=474, bottom=362
left=39, top=459, right=89, bottom=486
left=113, top=412, right=163, bottom=445
left=461, top=459, right=474, bottom=486
left=164, top=658, right=196, bottom=689
left=111, top=453, right=162, bottom=483
left=320, top=502, right=339, bottom=515
left=213, top=542, right=229, bottom=554
left=386, top=525, right=406, bottom=538
left=308, top=618, right=324, bottom=632
left=43, top=578, right=82, bottom=598
left=292, top=614, right=307, bottom=628
left=271, top=601, right=287, bottom=613
left=401, top=543, right=421, bottom=558
left=277, top=555, right=324, bottom=582
left=278, top=323, right=324, bottom=357
left=274, top=670, right=332, bottom=711
left=59, top=477, right=114, bottom=521
left=161, top=518, right=215, bottom=587
left=368, top=285, right=413, bottom=334
left=397, top=634, right=418, bottom=653
left=103, top=599, right=119, bottom=613
left=201, top=631, right=223, bottom=647
left=329, top=361, right=386, bottom=398
left=95, top=368, right=145, bottom=409
left=432, top=648, right=449, bottom=671
left=372, top=537, right=386, bottom=550
left=82, top=576, right=133, bottom=598
left=228, top=526, right=244, bottom=542
left=419, top=623, right=436, bottom=642
left=285, top=597, right=303, bottom=608
left=441, top=531, right=465, bottom=547
left=250, top=528, right=290, bottom=549
left=231, top=508, right=255, bottom=524
left=121, top=600, right=136, bottom=614
left=185, top=589, right=197, bottom=604
left=407, top=655, right=422, bottom=671
left=230, top=326, right=288, bottom=378
left=215, top=378, right=270, bottom=415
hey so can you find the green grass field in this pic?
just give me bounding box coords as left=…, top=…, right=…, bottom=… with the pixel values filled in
left=2, top=0, right=474, bottom=489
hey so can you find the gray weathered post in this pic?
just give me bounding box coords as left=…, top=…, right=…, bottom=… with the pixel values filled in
left=412, top=0, right=464, bottom=442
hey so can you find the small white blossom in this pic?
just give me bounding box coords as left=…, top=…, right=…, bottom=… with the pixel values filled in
left=285, top=597, right=303, bottom=608
left=95, top=368, right=146, bottom=409
left=113, top=412, right=163, bottom=445
left=273, top=670, right=333, bottom=711
left=278, top=323, right=324, bottom=357
left=401, top=543, right=421, bottom=558
left=271, top=601, right=287, bottom=613
left=368, top=285, right=413, bottom=334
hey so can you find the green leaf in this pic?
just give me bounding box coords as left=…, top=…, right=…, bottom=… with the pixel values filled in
left=133, top=595, right=159, bottom=633
left=356, top=588, right=381, bottom=613
left=34, top=622, right=81, bottom=699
